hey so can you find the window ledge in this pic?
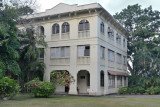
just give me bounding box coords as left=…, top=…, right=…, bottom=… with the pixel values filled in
left=100, top=32, right=105, bottom=35
left=50, top=57, right=70, bottom=59
left=61, top=32, right=70, bottom=34
left=52, top=34, right=59, bottom=36
left=78, top=30, right=90, bottom=32
left=78, top=56, right=90, bottom=58
left=108, top=60, right=114, bottom=62
left=117, top=63, right=122, bottom=64
left=108, top=37, right=114, bottom=41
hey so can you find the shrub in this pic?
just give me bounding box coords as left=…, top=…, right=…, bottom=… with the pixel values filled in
left=118, top=87, right=128, bottom=94
left=138, top=87, right=145, bottom=94
left=50, top=70, right=75, bottom=87
left=127, top=87, right=133, bottom=94
left=145, top=86, right=160, bottom=95
left=0, top=77, right=21, bottom=100
left=25, top=78, right=56, bottom=97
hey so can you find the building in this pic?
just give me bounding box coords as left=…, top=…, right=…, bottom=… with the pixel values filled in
left=19, top=3, right=130, bottom=95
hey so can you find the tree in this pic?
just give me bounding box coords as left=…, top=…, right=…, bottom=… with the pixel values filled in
left=114, top=4, right=160, bottom=87
left=0, top=1, right=21, bottom=78
left=18, top=26, right=47, bottom=83
left=0, top=0, right=40, bottom=80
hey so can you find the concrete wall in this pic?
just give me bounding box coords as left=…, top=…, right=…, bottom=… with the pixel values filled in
left=18, top=9, right=128, bottom=95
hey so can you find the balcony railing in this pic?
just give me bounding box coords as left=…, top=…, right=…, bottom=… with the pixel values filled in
left=50, top=58, right=70, bottom=65
left=78, top=30, right=90, bottom=38
left=61, top=33, right=70, bottom=40
left=100, top=58, right=105, bottom=66
left=77, top=57, right=90, bottom=65
left=51, top=34, right=60, bottom=40
left=108, top=61, right=115, bottom=68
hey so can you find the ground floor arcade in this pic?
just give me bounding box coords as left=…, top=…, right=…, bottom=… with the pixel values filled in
left=50, top=70, right=129, bottom=95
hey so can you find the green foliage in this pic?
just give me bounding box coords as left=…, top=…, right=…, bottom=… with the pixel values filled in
left=0, top=77, right=21, bottom=99
left=0, top=2, right=21, bottom=78
left=25, top=78, right=56, bottom=97
left=114, top=4, right=160, bottom=88
left=18, top=27, right=47, bottom=82
left=118, top=87, right=128, bottom=94
left=145, top=86, right=160, bottom=95
left=118, top=86, right=160, bottom=95
left=50, top=71, right=75, bottom=87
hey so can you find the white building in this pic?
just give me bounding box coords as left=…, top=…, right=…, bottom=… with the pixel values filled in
left=19, top=3, right=130, bottom=95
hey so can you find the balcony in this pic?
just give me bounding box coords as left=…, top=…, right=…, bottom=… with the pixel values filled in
left=108, top=60, right=115, bottom=68
left=100, top=33, right=105, bottom=41
left=100, top=58, right=105, bottom=66
left=78, top=30, right=90, bottom=38
left=117, top=63, right=122, bottom=70
left=50, top=58, right=70, bottom=66
left=61, top=33, right=70, bottom=40
left=51, top=34, right=60, bottom=40
left=123, top=64, right=127, bottom=70
left=77, top=57, right=90, bottom=65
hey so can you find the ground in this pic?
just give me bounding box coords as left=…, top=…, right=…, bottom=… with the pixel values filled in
left=1, top=94, right=160, bottom=107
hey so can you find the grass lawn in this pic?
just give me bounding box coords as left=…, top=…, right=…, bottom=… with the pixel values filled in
left=0, top=94, right=160, bottom=107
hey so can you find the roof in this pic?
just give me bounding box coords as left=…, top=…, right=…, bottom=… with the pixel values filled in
left=22, top=3, right=101, bottom=19
left=21, top=3, right=130, bottom=37
left=108, top=70, right=130, bottom=76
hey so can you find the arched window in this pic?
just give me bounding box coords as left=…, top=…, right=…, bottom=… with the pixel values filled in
left=62, top=22, right=70, bottom=33
left=52, top=23, right=59, bottom=34
left=100, top=22, right=104, bottom=33
left=78, top=19, right=89, bottom=31
left=116, top=33, right=121, bottom=44
left=39, top=26, right=44, bottom=35
left=108, top=27, right=114, bottom=40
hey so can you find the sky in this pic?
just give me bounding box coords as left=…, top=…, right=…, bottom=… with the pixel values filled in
left=36, top=0, right=160, bottom=15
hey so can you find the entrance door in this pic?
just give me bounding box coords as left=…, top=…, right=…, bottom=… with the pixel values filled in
left=77, top=71, right=89, bottom=94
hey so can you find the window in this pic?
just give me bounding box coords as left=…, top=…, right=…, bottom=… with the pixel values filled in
left=108, top=49, right=114, bottom=61
left=39, top=48, right=44, bottom=59
left=116, top=53, right=122, bottom=64
left=78, top=45, right=90, bottom=57
left=38, top=26, right=44, bottom=35
left=62, top=22, right=69, bottom=33
left=123, top=56, right=126, bottom=65
left=52, top=23, right=59, bottom=34
left=51, top=46, right=70, bottom=58
left=123, top=38, right=126, bottom=47
left=100, top=71, right=104, bottom=87
left=117, top=76, right=122, bottom=88
left=78, top=19, right=89, bottom=31
left=100, top=46, right=105, bottom=59
left=108, top=74, right=115, bottom=88
left=108, top=27, right=114, bottom=40
left=100, top=22, right=104, bottom=33
left=116, top=33, right=121, bottom=44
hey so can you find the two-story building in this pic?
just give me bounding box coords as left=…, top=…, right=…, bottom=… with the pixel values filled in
left=19, top=3, right=130, bottom=95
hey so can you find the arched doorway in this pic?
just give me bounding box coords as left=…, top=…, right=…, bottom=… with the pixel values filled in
left=77, top=70, right=90, bottom=94
left=50, top=70, right=70, bottom=93
left=100, top=71, right=104, bottom=94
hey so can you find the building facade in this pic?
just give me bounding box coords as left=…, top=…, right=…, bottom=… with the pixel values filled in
left=19, top=3, right=130, bottom=95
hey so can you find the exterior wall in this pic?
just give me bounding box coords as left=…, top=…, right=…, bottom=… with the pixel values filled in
left=40, top=13, right=100, bottom=95
left=97, top=16, right=128, bottom=94
left=18, top=3, right=128, bottom=96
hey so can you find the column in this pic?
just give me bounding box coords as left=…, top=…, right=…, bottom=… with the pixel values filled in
left=68, top=45, right=78, bottom=95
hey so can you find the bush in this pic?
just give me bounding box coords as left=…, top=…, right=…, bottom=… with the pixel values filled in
left=137, top=87, right=145, bottom=94
left=118, top=87, right=128, bottom=94
left=0, top=77, right=21, bottom=100
left=25, top=78, right=56, bottom=97
left=145, top=86, right=160, bottom=95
